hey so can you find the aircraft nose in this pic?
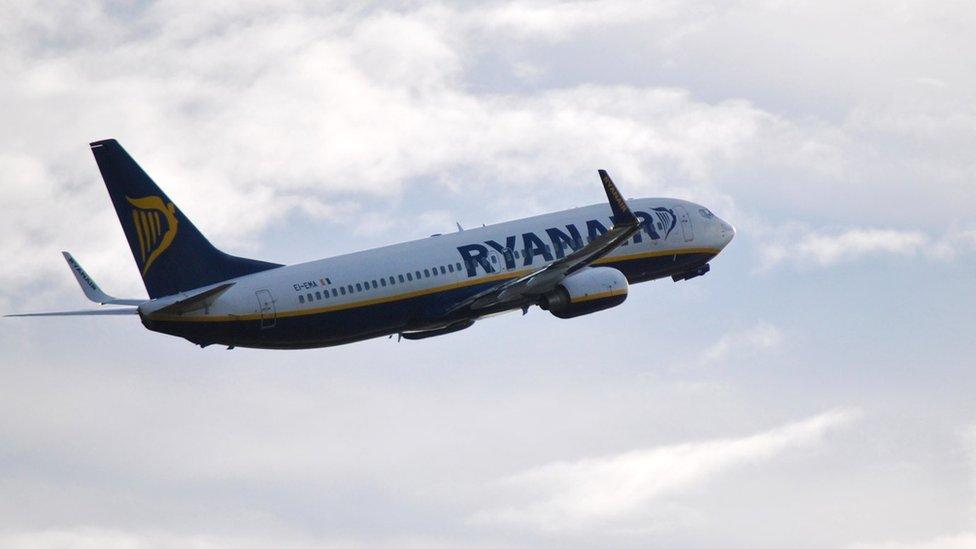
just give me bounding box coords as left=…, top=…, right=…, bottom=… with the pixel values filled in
left=718, top=218, right=735, bottom=247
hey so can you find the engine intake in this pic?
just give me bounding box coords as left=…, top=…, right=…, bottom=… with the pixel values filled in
left=541, top=267, right=629, bottom=319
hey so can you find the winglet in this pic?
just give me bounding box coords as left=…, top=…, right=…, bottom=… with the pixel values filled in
left=62, top=252, right=145, bottom=306
left=598, top=170, right=637, bottom=225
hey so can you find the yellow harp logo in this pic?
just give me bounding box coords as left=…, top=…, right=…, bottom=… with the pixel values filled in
left=126, top=195, right=179, bottom=275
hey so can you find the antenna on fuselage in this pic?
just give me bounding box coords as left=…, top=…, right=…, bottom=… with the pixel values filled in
left=456, top=221, right=464, bottom=232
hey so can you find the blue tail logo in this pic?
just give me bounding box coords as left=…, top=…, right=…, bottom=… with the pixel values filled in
left=126, top=195, right=179, bottom=275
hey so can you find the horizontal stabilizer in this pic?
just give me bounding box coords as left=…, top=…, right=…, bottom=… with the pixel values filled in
left=6, top=307, right=139, bottom=317
left=148, top=282, right=235, bottom=316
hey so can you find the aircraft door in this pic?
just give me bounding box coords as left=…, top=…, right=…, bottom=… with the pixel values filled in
left=675, top=205, right=694, bottom=242
left=255, top=289, right=276, bottom=329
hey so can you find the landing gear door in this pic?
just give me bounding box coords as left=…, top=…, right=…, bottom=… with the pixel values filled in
left=675, top=205, right=694, bottom=242
left=255, top=289, right=276, bottom=329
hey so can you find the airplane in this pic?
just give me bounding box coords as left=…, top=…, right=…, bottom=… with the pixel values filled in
left=6, top=139, right=735, bottom=349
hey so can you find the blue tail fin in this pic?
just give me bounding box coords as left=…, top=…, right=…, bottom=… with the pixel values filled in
left=90, top=139, right=282, bottom=298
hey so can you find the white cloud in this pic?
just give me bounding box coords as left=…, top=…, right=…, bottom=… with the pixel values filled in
left=848, top=533, right=976, bottom=549
left=469, top=408, right=859, bottom=534
left=700, top=321, right=783, bottom=364
left=0, top=529, right=523, bottom=549
left=758, top=227, right=933, bottom=270
left=481, top=0, right=698, bottom=41
left=796, top=229, right=930, bottom=266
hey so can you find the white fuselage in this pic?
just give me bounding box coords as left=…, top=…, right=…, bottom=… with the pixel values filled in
left=140, top=198, right=733, bottom=348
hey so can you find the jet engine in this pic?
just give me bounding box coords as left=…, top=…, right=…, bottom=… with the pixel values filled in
left=540, top=267, right=629, bottom=319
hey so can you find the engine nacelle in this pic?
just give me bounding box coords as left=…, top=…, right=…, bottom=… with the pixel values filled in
left=540, top=267, right=629, bottom=319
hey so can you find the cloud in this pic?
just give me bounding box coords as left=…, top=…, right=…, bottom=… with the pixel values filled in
left=469, top=408, right=859, bottom=534
left=793, top=228, right=929, bottom=266
left=848, top=534, right=976, bottom=549
left=756, top=224, right=976, bottom=271
left=758, top=227, right=934, bottom=271
left=0, top=529, right=524, bottom=549
left=846, top=422, right=976, bottom=549
left=699, top=321, right=783, bottom=364
left=481, top=0, right=700, bottom=42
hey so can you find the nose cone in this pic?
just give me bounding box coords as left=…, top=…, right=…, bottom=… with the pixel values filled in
left=718, top=218, right=735, bottom=248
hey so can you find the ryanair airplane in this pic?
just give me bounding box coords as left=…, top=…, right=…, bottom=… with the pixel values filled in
left=7, top=140, right=735, bottom=349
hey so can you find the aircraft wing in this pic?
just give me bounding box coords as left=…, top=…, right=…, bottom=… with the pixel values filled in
left=448, top=170, right=641, bottom=313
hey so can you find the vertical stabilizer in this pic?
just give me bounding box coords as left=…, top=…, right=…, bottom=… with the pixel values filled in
left=90, top=139, right=281, bottom=298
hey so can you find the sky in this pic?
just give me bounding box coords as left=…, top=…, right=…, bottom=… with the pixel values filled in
left=1, top=1, right=975, bottom=547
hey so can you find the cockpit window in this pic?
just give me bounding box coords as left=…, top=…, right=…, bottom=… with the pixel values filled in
left=698, top=208, right=715, bottom=219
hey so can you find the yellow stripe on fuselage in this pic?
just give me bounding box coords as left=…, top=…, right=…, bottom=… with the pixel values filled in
left=148, top=247, right=719, bottom=323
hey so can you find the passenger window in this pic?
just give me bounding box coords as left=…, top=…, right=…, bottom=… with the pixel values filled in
left=380, top=278, right=386, bottom=287
left=407, top=272, right=413, bottom=281
left=415, top=270, right=421, bottom=279
left=514, top=250, right=520, bottom=258
left=347, top=285, right=353, bottom=294
left=398, top=274, right=404, bottom=283
left=440, top=266, right=446, bottom=274
left=456, top=262, right=462, bottom=271
left=491, top=255, right=497, bottom=263
left=299, top=294, right=305, bottom=304
left=356, top=283, right=362, bottom=292
left=340, top=287, right=346, bottom=295
left=448, top=264, right=454, bottom=273
left=323, top=290, right=329, bottom=299
left=306, top=293, right=313, bottom=302
left=372, top=280, right=378, bottom=289
left=332, top=289, right=338, bottom=297
left=424, top=269, right=430, bottom=277
left=315, top=291, right=321, bottom=300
